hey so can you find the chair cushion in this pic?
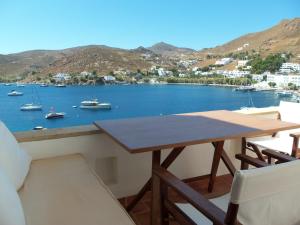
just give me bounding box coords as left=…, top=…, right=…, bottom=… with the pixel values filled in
left=279, top=101, right=300, bottom=124
left=19, top=154, right=135, bottom=225
left=176, top=194, right=230, bottom=225
left=248, top=129, right=300, bottom=154
left=230, top=160, right=300, bottom=225
left=0, top=166, right=26, bottom=225
left=0, top=121, right=32, bottom=190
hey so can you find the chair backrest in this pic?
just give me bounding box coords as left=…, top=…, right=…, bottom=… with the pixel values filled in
left=279, top=101, right=300, bottom=124
left=230, top=160, right=300, bottom=225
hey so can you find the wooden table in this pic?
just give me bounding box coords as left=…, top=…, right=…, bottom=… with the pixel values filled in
left=94, top=110, right=300, bottom=225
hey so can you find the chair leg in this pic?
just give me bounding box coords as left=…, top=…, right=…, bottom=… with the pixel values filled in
left=247, top=142, right=266, bottom=162
left=291, top=137, right=299, bottom=158
left=240, top=138, right=249, bottom=170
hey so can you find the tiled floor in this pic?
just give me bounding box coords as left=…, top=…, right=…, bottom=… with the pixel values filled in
left=119, top=174, right=233, bottom=225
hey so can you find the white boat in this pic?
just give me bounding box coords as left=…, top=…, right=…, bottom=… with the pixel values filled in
left=20, top=103, right=42, bottom=111
left=276, top=91, right=293, bottom=97
left=16, top=83, right=26, bottom=87
left=40, top=83, right=49, bottom=87
left=4, top=83, right=11, bottom=86
left=45, top=112, right=65, bottom=119
left=234, top=86, right=256, bottom=92
left=33, top=126, right=46, bottom=130
left=80, top=99, right=111, bottom=110
left=55, top=84, right=66, bottom=87
left=7, top=90, right=23, bottom=96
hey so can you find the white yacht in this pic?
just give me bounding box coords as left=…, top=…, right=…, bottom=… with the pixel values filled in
left=7, top=90, right=23, bottom=96
left=20, top=103, right=42, bottom=111
left=55, top=84, right=66, bottom=87
left=234, top=86, right=256, bottom=92
left=45, top=111, right=65, bottom=119
left=80, top=99, right=111, bottom=110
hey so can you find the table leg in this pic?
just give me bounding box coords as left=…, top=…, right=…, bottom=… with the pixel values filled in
left=221, top=150, right=236, bottom=176
left=208, top=141, right=224, bottom=192
left=126, top=146, right=185, bottom=211
left=152, top=150, right=162, bottom=225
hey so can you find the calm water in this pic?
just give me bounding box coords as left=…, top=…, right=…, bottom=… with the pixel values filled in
left=0, top=84, right=281, bottom=131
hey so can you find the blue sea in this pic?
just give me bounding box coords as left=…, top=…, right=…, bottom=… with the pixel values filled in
left=0, top=84, right=282, bottom=131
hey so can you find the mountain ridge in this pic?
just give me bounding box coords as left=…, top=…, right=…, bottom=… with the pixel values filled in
left=0, top=18, right=299, bottom=80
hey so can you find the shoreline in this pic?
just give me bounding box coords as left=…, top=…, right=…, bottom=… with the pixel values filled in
left=0, top=81, right=287, bottom=92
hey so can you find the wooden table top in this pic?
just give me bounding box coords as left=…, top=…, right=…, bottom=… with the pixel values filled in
left=94, top=110, right=300, bottom=153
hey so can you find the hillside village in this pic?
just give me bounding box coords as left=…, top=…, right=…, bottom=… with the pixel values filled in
left=1, top=18, right=300, bottom=89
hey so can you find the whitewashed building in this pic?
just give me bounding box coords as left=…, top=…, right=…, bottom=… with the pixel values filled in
left=216, top=70, right=250, bottom=78
left=157, top=68, right=166, bottom=76
left=279, top=63, right=300, bottom=73
left=252, top=74, right=264, bottom=82
left=103, top=75, right=116, bottom=82
left=53, top=73, right=71, bottom=82
left=267, top=74, right=300, bottom=87
left=80, top=71, right=93, bottom=77
left=215, top=58, right=233, bottom=66
left=237, top=60, right=249, bottom=67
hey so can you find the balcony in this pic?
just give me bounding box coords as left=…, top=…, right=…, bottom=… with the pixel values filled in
left=9, top=106, right=279, bottom=225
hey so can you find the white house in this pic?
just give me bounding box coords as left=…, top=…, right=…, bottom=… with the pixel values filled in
left=53, top=73, right=71, bottom=82
left=216, top=70, right=250, bottom=78
left=252, top=74, right=264, bottom=82
left=80, top=71, right=92, bottom=77
left=192, top=67, right=199, bottom=72
left=157, top=68, right=166, bottom=76
left=103, top=75, right=116, bottom=82
left=267, top=74, right=300, bottom=87
left=279, top=63, right=300, bottom=73
left=237, top=60, right=249, bottom=67
left=215, top=58, right=233, bottom=66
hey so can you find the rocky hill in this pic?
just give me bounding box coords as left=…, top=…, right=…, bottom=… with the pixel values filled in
left=198, top=18, right=300, bottom=57
left=148, top=42, right=195, bottom=56
left=0, top=45, right=175, bottom=80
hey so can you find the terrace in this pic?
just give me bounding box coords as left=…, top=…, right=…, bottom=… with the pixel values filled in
left=2, top=105, right=299, bottom=225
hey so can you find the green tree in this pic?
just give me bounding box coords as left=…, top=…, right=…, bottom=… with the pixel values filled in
left=268, top=82, right=276, bottom=88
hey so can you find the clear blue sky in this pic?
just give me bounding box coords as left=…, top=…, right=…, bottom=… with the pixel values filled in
left=0, top=0, right=299, bottom=54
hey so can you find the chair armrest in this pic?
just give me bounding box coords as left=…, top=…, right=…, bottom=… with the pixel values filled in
left=153, top=166, right=227, bottom=225
left=261, top=149, right=296, bottom=162
left=235, top=154, right=269, bottom=168
left=290, top=132, right=300, bottom=138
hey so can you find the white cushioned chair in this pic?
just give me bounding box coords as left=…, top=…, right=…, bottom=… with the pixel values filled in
left=0, top=121, right=136, bottom=225
left=245, top=101, right=300, bottom=159
left=176, top=158, right=300, bottom=225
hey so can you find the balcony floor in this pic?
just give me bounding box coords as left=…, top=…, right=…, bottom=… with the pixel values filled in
left=119, top=174, right=232, bottom=225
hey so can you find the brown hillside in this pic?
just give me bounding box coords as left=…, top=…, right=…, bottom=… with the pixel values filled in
left=199, top=18, right=300, bottom=57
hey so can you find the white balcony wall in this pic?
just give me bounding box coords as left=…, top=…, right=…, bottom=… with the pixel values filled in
left=18, top=108, right=278, bottom=198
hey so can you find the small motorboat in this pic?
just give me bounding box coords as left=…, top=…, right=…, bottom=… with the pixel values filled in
left=20, top=103, right=42, bottom=111
left=16, top=83, right=26, bottom=87
left=80, top=99, right=111, bottom=110
left=55, top=84, right=66, bottom=88
left=276, top=91, right=293, bottom=97
left=40, top=83, right=49, bottom=87
left=8, top=90, right=23, bottom=96
left=33, top=126, right=46, bottom=130
left=45, top=112, right=65, bottom=119
left=234, top=86, right=256, bottom=92
left=4, top=83, right=12, bottom=86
